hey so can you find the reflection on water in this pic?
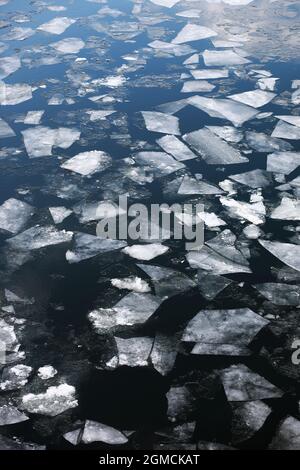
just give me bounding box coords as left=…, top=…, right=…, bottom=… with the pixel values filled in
left=0, top=0, right=299, bottom=451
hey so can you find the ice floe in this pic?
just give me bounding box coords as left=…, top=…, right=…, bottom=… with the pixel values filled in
left=0, top=81, right=32, bottom=106
left=51, top=38, right=85, bottom=54
left=22, top=126, right=80, bottom=158
left=202, top=50, right=250, bottom=66
left=122, top=244, right=169, bottom=261
left=82, top=420, right=128, bottom=445
left=38, top=17, right=76, bottom=35
left=172, top=24, right=217, bottom=44
left=0, top=198, right=33, bottom=234
left=61, top=151, right=112, bottom=176
left=142, top=111, right=180, bottom=135
left=229, top=90, right=276, bottom=108
left=0, top=56, right=21, bottom=79
left=66, top=233, right=126, bottom=263
left=157, top=135, right=198, bottom=161
left=259, top=240, right=300, bottom=272
left=22, top=384, right=78, bottom=416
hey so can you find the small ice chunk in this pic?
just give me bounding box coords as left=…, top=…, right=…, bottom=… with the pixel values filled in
left=187, top=246, right=252, bottom=274
left=245, top=131, right=292, bottom=152
left=191, top=344, right=249, bottom=356
left=148, top=40, right=195, bottom=57
left=0, top=406, right=29, bottom=426
left=66, top=233, right=126, bottom=263
left=0, top=56, right=21, bottom=79
left=82, top=420, right=127, bottom=445
left=151, top=333, right=179, bottom=375
left=221, top=364, right=282, bottom=401
left=49, top=207, right=72, bottom=224
left=22, top=384, right=78, bottom=416
left=187, top=96, right=258, bottom=127
left=259, top=240, right=300, bottom=272
left=267, top=152, right=300, bottom=175
left=181, top=80, right=215, bottom=93
left=0, top=118, right=15, bottom=138
left=0, top=365, right=32, bottom=391
left=274, top=115, right=300, bottom=128
left=51, top=38, right=85, bottom=54
left=220, top=196, right=265, bottom=225
left=197, top=272, right=232, bottom=300
left=183, top=128, right=248, bottom=164
left=258, top=77, right=278, bottom=91
left=231, top=401, right=271, bottom=444
left=229, top=90, right=276, bottom=108
left=7, top=225, right=73, bottom=251
left=271, top=197, right=300, bottom=221
left=157, top=135, right=198, bottom=161
left=191, top=69, right=228, bottom=80
left=38, top=17, right=76, bottom=35
left=178, top=175, right=224, bottom=195
left=172, top=24, right=217, bottom=44
left=243, top=224, right=261, bottom=239
left=272, top=121, right=300, bottom=140
left=5, top=27, right=35, bottom=41
left=203, top=49, right=250, bottom=66
left=86, top=110, right=116, bottom=121
left=37, top=366, right=57, bottom=380
left=253, top=283, right=300, bottom=306
left=115, top=336, right=153, bottom=367
left=122, top=244, right=168, bottom=261
left=229, top=169, right=272, bottom=189
left=0, top=81, right=32, bottom=106
left=269, top=417, right=300, bottom=450
left=0, top=319, right=18, bottom=351
left=88, top=293, right=162, bottom=330
left=111, top=277, right=151, bottom=293
left=207, top=125, right=243, bottom=143
left=22, top=126, right=80, bottom=158
left=137, top=264, right=196, bottom=297
left=24, top=110, right=44, bottom=125
left=150, top=0, right=180, bottom=7
left=61, top=151, right=112, bottom=176
left=135, top=152, right=185, bottom=177
left=142, top=111, right=180, bottom=135
left=182, top=308, right=268, bottom=345
left=0, top=198, right=33, bottom=234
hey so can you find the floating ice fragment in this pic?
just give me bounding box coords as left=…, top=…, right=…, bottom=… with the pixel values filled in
left=242, top=224, right=261, bottom=240
left=111, top=277, right=151, bottom=293
left=220, top=196, right=265, bottom=225
left=245, top=131, right=292, bottom=152
left=269, top=417, right=300, bottom=450
left=38, top=17, right=76, bottom=35
left=0, top=118, right=15, bottom=138
left=206, top=229, right=250, bottom=266
left=22, top=126, right=80, bottom=158
left=49, top=207, right=72, bottom=224
left=134, top=151, right=185, bottom=177
left=115, top=336, right=153, bottom=367
left=0, top=319, right=18, bottom=352
left=259, top=240, right=300, bottom=272
left=61, top=151, right=112, bottom=176
left=207, top=126, right=243, bottom=143
left=51, top=38, right=85, bottom=54
left=82, top=420, right=128, bottom=445
left=270, top=197, right=300, bottom=221
left=253, top=283, right=300, bottom=306
left=0, top=365, right=32, bottom=391
left=197, top=272, right=232, bottom=300
left=274, top=116, right=300, bottom=128
left=187, top=96, right=258, bottom=127
left=5, top=27, right=35, bottom=41
left=172, top=24, right=217, bottom=44
left=137, top=264, right=196, bottom=297
left=157, top=135, right=198, bottom=161
left=258, top=77, right=278, bottom=91
left=0, top=406, right=29, bottom=426
left=37, top=366, right=57, bottom=380
left=142, top=111, right=180, bottom=135
left=22, top=384, right=78, bottom=416
left=86, top=110, right=116, bottom=121
left=0, top=198, right=33, bottom=234
left=203, top=49, right=250, bottom=66
left=24, top=110, right=44, bottom=125
left=150, top=0, right=180, bottom=7
left=178, top=175, right=224, bottom=195
left=221, top=364, right=282, bottom=401
left=148, top=40, right=196, bottom=57
left=122, top=244, right=169, bottom=261
left=66, top=233, right=126, bottom=263
left=151, top=333, right=179, bottom=375
left=7, top=225, right=73, bottom=251
left=187, top=246, right=252, bottom=274
left=231, top=401, right=271, bottom=444
left=181, top=80, right=215, bottom=93
left=0, top=81, right=32, bottom=105
left=182, top=308, right=268, bottom=344
left=0, top=56, right=21, bottom=79
left=192, top=344, right=250, bottom=356
left=183, top=128, right=248, bottom=164
left=191, top=69, right=228, bottom=79
left=267, top=151, right=300, bottom=175
left=229, top=90, right=276, bottom=108
left=272, top=121, right=300, bottom=140
left=229, top=169, right=272, bottom=189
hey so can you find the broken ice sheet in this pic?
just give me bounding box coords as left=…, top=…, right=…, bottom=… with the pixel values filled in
left=267, top=151, right=300, bottom=175
left=0, top=118, right=15, bottom=138
left=114, top=336, right=153, bottom=367
left=191, top=69, right=229, bottom=80
left=221, top=364, right=282, bottom=401
left=22, top=384, right=78, bottom=416
left=253, top=283, right=300, bottom=306
left=202, top=49, right=250, bottom=66
left=178, top=175, right=224, bottom=195
left=49, top=207, right=72, bottom=224
left=229, top=169, right=272, bottom=189
left=6, top=225, right=73, bottom=251
left=148, top=40, right=196, bottom=57
left=37, top=17, right=76, bottom=35
left=197, top=272, right=232, bottom=300
left=82, top=420, right=128, bottom=445
left=231, top=401, right=271, bottom=444
left=137, top=263, right=196, bottom=298
left=61, top=151, right=112, bottom=176
left=207, top=126, right=243, bottom=143
left=51, top=38, right=85, bottom=54
left=88, top=292, right=162, bottom=331
left=22, top=126, right=80, bottom=158
left=66, top=233, right=126, bottom=264
left=182, top=308, right=268, bottom=345
left=269, top=417, right=300, bottom=450
left=0, top=56, right=21, bottom=79
left=172, top=24, right=217, bottom=44
left=156, top=135, right=198, bottom=161
left=150, top=333, right=180, bottom=375
left=181, top=80, right=215, bottom=93
left=24, top=110, right=44, bottom=125
left=245, top=131, right=292, bottom=153
left=134, top=151, right=185, bottom=177
left=122, top=244, right=169, bottom=261
left=229, top=90, right=276, bottom=108
left=259, top=240, right=300, bottom=272
left=0, top=319, right=18, bottom=352
left=0, top=198, right=33, bottom=234
left=4, top=27, right=35, bottom=41
left=0, top=81, right=32, bottom=106
left=111, top=277, right=151, bottom=293
left=271, top=120, right=300, bottom=140
left=37, top=366, right=57, bottom=380
left=86, top=110, right=116, bottom=122
left=274, top=115, right=300, bottom=128
left=0, top=364, right=32, bottom=391
left=270, top=197, right=300, bottom=221
left=141, top=111, right=180, bottom=135
left=183, top=128, right=248, bottom=164
left=219, top=196, right=265, bottom=225
left=187, top=96, right=258, bottom=127
left=0, top=406, right=29, bottom=426
left=191, top=343, right=250, bottom=356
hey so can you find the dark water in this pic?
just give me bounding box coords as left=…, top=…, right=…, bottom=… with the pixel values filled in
left=0, top=0, right=300, bottom=451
